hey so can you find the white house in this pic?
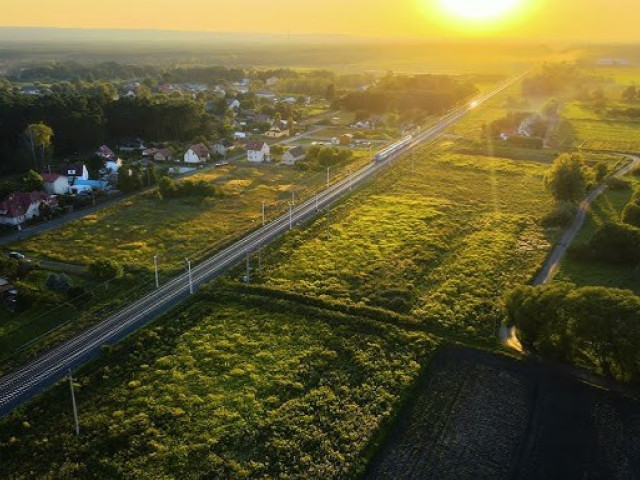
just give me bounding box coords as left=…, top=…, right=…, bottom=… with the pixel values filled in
left=233, top=131, right=247, bottom=140
left=184, top=143, right=210, bottom=164
left=255, top=90, right=276, bottom=100
left=42, top=173, right=70, bottom=195
left=228, top=99, right=241, bottom=110
left=282, top=146, right=306, bottom=166
left=60, top=164, right=89, bottom=182
left=0, top=192, right=56, bottom=227
left=246, top=142, right=271, bottom=163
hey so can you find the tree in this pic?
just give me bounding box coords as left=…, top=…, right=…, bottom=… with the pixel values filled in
left=622, top=203, right=640, bottom=228
left=622, top=85, right=638, bottom=103
left=325, top=84, right=336, bottom=102
left=545, top=153, right=590, bottom=202
left=46, top=273, right=73, bottom=293
left=593, top=162, right=609, bottom=182
left=158, top=175, right=177, bottom=199
left=589, top=222, right=640, bottom=264
left=88, top=259, right=123, bottom=280
left=21, top=170, right=44, bottom=192
left=24, top=123, right=53, bottom=171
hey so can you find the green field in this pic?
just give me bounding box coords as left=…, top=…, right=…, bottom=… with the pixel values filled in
left=0, top=289, right=441, bottom=479
left=258, top=148, right=555, bottom=336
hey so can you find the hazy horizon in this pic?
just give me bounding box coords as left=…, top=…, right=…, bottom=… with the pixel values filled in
left=0, top=0, right=638, bottom=43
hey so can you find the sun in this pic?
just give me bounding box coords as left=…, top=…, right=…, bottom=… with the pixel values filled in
left=438, top=0, right=522, bottom=21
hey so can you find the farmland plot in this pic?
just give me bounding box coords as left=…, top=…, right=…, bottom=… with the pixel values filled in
left=365, top=347, right=640, bottom=480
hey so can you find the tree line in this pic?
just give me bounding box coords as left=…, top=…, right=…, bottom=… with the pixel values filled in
left=335, top=73, right=477, bottom=116
left=0, top=82, right=223, bottom=174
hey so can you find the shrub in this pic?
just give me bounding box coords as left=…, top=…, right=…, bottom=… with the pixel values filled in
left=589, top=222, right=640, bottom=264
left=88, top=259, right=124, bottom=280
left=541, top=202, right=577, bottom=227
left=545, top=153, right=591, bottom=202
left=605, top=177, right=631, bottom=191
left=622, top=203, right=640, bottom=227
left=45, top=273, right=72, bottom=293
left=594, top=162, right=609, bottom=182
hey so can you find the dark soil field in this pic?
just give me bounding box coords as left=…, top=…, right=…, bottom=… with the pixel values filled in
left=364, top=347, right=640, bottom=480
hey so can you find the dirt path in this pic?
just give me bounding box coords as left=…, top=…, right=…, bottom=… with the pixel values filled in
left=500, top=155, right=640, bottom=349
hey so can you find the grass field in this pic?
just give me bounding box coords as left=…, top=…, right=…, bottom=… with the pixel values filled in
left=568, top=118, right=640, bottom=153
left=0, top=288, right=441, bottom=479
left=257, top=147, right=556, bottom=336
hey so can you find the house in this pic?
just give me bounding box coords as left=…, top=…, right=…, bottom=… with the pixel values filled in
left=20, top=86, right=40, bottom=96
left=70, top=179, right=108, bottom=195
left=340, top=134, right=354, bottom=145
left=184, top=144, right=210, bottom=164
left=233, top=131, right=247, bottom=140
left=119, top=138, right=146, bottom=152
left=227, top=99, right=241, bottom=110
left=246, top=142, right=271, bottom=163
left=59, top=164, right=89, bottom=182
left=142, top=147, right=159, bottom=157
left=265, top=127, right=289, bottom=139
left=282, top=146, right=306, bottom=166
left=96, top=145, right=117, bottom=161
left=124, top=90, right=136, bottom=99
left=0, top=192, right=56, bottom=227
left=265, top=76, right=280, bottom=87
left=154, top=148, right=173, bottom=162
left=255, top=90, right=276, bottom=100
left=42, top=173, right=70, bottom=195
left=250, top=114, right=273, bottom=125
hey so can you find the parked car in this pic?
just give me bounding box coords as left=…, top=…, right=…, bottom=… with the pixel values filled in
left=8, top=251, right=25, bottom=260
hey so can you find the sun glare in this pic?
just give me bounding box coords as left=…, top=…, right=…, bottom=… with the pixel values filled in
left=439, top=0, right=522, bottom=22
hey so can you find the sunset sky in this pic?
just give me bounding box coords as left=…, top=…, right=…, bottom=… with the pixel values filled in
left=0, top=0, right=636, bottom=41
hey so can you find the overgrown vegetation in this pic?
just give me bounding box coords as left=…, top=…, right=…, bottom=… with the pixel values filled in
left=0, top=289, right=441, bottom=479
left=506, top=283, right=640, bottom=381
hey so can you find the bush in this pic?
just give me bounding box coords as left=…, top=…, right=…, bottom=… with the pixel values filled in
left=88, top=259, right=124, bottom=280
left=45, top=273, right=72, bottom=293
left=541, top=202, right=577, bottom=228
left=567, top=243, right=594, bottom=261
left=545, top=153, right=591, bottom=202
left=622, top=203, right=640, bottom=227
left=594, top=162, right=609, bottom=182
left=589, top=222, right=640, bottom=264
left=605, top=177, right=631, bottom=191
left=158, top=175, right=222, bottom=199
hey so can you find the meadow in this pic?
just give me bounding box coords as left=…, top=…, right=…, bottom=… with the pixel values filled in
left=0, top=288, right=441, bottom=479
left=258, top=147, right=556, bottom=336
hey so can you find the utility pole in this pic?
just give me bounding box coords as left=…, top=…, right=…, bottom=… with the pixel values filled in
left=245, top=250, right=250, bottom=280
left=326, top=166, right=331, bottom=188
left=185, top=258, right=193, bottom=294
left=261, top=201, right=266, bottom=226
left=291, top=189, right=295, bottom=206
left=68, top=369, right=80, bottom=436
left=153, top=255, right=159, bottom=289
left=289, top=202, right=293, bottom=230
left=348, top=169, right=353, bottom=191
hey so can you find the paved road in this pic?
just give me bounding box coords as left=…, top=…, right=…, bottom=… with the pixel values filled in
left=0, top=75, right=523, bottom=418
left=500, top=155, right=640, bottom=348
